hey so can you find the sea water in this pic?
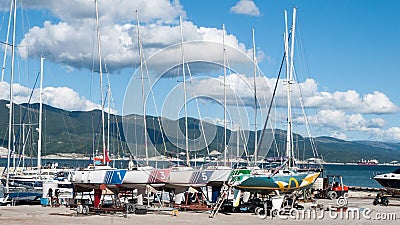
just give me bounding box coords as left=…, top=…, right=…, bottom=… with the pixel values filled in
left=0, top=158, right=398, bottom=193
left=322, top=164, right=396, bottom=188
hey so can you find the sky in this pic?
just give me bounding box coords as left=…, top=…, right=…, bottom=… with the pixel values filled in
left=0, top=0, right=400, bottom=143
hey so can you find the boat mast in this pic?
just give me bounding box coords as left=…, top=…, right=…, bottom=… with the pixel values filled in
left=1, top=0, right=13, bottom=82
left=284, top=11, right=289, bottom=167
left=6, top=0, right=17, bottom=193
left=107, top=83, right=111, bottom=165
left=288, top=8, right=297, bottom=168
left=252, top=28, right=258, bottom=166
left=95, top=0, right=107, bottom=165
left=284, top=8, right=297, bottom=169
left=136, top=10, right=149, bottom=165
left=22, top=124, right=25, bottom=168
left=179, top=16, right=190, bottom=166
left=222, top=24, right=227, bottom=167
left=38, top=57, right=44, bottom=170
left=237, top=126, right=240, bottom=160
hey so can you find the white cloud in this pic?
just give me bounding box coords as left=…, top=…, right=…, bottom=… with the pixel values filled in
left=230, top=0, right=261, bottom=17
left=182, top=73, right=400, bottom=141
left=0, top=81, right=116, bottom=113
left=362, top=91, right=398, bottom=114
left=42, top=86, right=102, bottom=112
left=303, top=109, right=384, bottom=131
left=309, top=110, right=345, bottom=129
left=268, top=79, right=399, bottom=115
left=290, top=108, right=400, bottom=141
left=330, top=131, right=347, bottom=140
left=305, top=90, right=399, bottom=114
left=22, top=0, right=185, bottom=24
left=368, top=118, right=385, bottom=128
left=384, top=127, right=400, bottom=141
left=17, top=0, right=258, bottom=73
left=189, top=74, right=399, bottom=115
left=299, top=109, right=393, bottom=139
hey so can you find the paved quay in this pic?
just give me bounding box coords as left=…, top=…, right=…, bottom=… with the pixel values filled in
left=0, top=197, right=399, bottom=225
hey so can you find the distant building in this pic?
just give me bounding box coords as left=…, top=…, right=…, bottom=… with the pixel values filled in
left=306, top=157, right=325, bottom=164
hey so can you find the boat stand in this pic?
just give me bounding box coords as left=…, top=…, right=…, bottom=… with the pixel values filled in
left=174, top=188, right=212, bottom=211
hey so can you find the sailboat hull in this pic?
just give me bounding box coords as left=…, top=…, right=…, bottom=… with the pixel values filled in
left=71, top=169, right=127, bottom=188
left=208, top=168, right=232, bottom=185
left=0, top=191, right=42, bottom=206
left=166, top=167, right=232, bottom=188
left=122, top=168, right=171, bottom=189
left=232, top=171, right=320, bottom=193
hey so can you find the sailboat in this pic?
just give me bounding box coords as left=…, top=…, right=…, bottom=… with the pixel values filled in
left=165, top=20, right=232, bottom=193
left=71, top=8, right=171, bottom=209
left=229, top=8, right=320, bottom=194
left=164, top=16, right=206, bottom=193
left=1, top=58, right=75, bottom=192
left=70, top=1, right=127, bottom=197
left=120, top=11, right=170, bottom=193
left=0, top=1, right=53, bottom=205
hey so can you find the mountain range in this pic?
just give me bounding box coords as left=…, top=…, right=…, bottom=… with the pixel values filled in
left=1, top=99, right=400, bottom=163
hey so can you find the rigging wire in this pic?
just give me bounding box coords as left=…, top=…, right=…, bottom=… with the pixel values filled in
left=224, top=55, right=257, bottom=165
left=139, top=41, right=168, bottom=157
left=293, top=17, right=319, bottom=159
left=256, top=51, right=286, bottom=156
left=13, top=72, right=40, bottom=169
left=185, top=62, right=211, bottom=157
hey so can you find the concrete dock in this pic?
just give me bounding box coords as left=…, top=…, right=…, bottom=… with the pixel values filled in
left=0, top=197, right=399, bottom=225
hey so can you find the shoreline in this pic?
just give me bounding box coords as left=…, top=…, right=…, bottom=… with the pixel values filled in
left=3, top=156, right=400, bottom=167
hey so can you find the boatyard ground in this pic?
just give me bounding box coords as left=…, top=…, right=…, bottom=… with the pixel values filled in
left=0, top=197, right=399, bottom=225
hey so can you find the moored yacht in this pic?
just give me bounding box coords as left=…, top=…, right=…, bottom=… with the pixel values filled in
left=373, top=168, right=400, bottom=190
left=1, top=163, right=73, bottom=190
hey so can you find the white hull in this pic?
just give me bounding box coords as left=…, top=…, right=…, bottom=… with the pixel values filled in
left=1, top=167, right=74, bottom=190
left=70, top=168, right=127, bottom=191
left=166, top=167, right=232, bottom=188
left=373, top=168, right=400, bottom=189
left=122, top=168, right=171, bottom=189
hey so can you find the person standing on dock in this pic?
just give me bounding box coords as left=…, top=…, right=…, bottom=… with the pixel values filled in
left=53, top=189, right=60, bottom=207
left=47, top=188, right=53, bottom=207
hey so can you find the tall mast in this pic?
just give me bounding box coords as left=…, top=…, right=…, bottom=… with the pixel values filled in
left=179, top=16, right=190, bottom=166
left=38, top=57, right=44, bottom=169
left=236, top=126, right=240, bottom=159
left=288, top=8, right=297, bottom=168
left=252, top=28, right=258, bottom=166
left=284, top=10, right=291, bottom=169
left=1, top=0, right=13, bottom=82
left=284, top=8, right=297, bottom=169
left=22, top=124, right=25, bottom=168
left=107, top=83, right=110, bottom=164
left=6, top=0, right=17, bottom=193
left=95, top=0, right=106, bottom=165
left=136, top=10, right=149, bottom=165
left=222, top=24, right=227, bottom=166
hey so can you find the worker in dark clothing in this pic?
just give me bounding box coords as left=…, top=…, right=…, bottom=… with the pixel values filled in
left=47, top=188, right=53, bottom=206
left=53, top=189, right=60, bottom=207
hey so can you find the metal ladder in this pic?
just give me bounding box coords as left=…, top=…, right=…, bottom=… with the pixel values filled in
left=209, top=184, right=231, bottom=218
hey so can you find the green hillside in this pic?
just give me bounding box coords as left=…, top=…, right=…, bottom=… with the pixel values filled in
left=1, top=100, right=400, bottom=163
